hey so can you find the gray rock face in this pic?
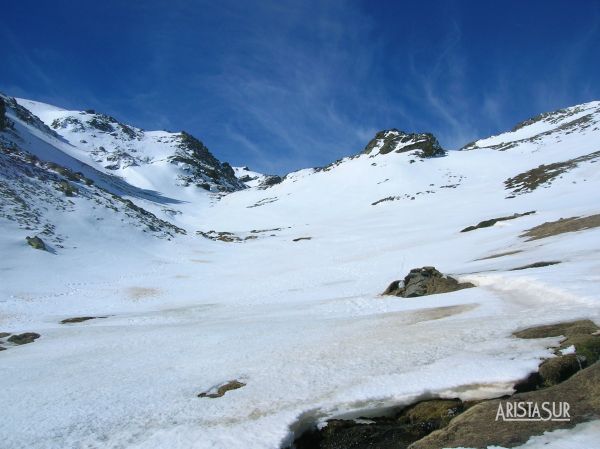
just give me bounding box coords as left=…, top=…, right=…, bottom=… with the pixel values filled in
left=383, top=266, right=474, bottom=298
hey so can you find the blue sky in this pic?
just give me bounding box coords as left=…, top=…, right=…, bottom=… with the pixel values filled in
left=2, top=1, right=599, bottom=174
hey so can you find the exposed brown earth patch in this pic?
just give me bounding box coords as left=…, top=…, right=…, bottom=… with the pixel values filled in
left=520, top=214, right=600, bottom=241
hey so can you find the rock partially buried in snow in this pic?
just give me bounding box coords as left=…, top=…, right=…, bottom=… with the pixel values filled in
left=383, top=266, right=475, bottom=298
left=26, top=235, right=46, bottom=250
left=198, top=380, right=246, bottom=398
left=7, top=332, right=40, bottom=345
left=60, top=316, right=107, bottom=324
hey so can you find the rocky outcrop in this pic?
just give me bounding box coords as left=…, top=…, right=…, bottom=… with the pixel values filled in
left=460, top=211, right=535, bottom=232
left=383, top=267, right=474, bottom=298
left=169, top=131, right=245, bottom=192
left=26, top=235, right=46, bottom=250
left=291, top=320, right=600, bottom=449
left=363, top=130, right=445, bottom=158
left=7, top=332, right=40, bottom=345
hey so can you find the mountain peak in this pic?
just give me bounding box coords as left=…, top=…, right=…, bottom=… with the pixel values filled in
left=362, top=129, right=445, bottom=158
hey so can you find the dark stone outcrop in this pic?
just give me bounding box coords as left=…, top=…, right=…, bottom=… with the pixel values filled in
left=7, top=332, right=40, bottom=345
left=460, top=211, right=535, bottom=232
left=169, top=131, right=245, bottom=192
left=26, top=236, right=46, bottom=250
left=383, top=267, right=474, bottom=298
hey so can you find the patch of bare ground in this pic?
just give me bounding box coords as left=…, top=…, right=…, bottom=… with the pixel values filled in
left=460, top=211, right=535, bottom=233
left=60, top=316, right=107, bottom=324
left=509, top=261, right=561, bottom=271
left=504, top=150, right=600, bottom=196
left=475, top=250, right=523, bottom=261
left=521, top=214, right=600, bottom=241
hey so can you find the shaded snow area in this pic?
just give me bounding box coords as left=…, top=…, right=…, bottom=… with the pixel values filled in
left=1, top=95, right=600, bottom=448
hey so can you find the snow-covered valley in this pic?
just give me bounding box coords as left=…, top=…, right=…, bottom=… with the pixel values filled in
left=1, top=94, right=600, bottom=448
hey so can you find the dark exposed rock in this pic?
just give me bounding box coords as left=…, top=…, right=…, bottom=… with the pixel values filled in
left=509, top=261, right=561, bottom=271
left=198, top=380, right=245, bottom=398
left=57, top=180, right=78, bottom=196
left=26, top=235, right=46, bottom=250
left=293, top=398, right=474, bottom=449
left=512, top=320, right=599, bottom=389
left=460, top=211, right=535, bottom=232
left=363, top=130, right=445, bottom=158
left=7, top=332, right=40, bottom=345
left=383, top=267, right=474, bottom=298
left=0, top=332, right=11, bottom=338
left=259, top=175, right=283, bottom=188
left=538, top=354, right=586, bottom=387
left=293, top=237, right=312, bottom=242
left=60, top=316, right=107, bottom=324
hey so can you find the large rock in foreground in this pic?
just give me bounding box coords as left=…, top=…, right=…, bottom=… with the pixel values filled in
left=409, top=361, right=600, bottom=449
left=383, top=267, right=474, bottom=298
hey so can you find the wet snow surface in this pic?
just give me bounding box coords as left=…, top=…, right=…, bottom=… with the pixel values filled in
left=1, top=98, right=600, bottom=448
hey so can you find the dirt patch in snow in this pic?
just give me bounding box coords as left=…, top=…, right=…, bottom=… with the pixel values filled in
left=126, top=287, right=161, bottom=300
left=520, top=214, right=600, bottom=241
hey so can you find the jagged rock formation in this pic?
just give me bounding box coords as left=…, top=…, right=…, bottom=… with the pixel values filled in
left=169, top=131, right=244, bottom=191
left=383, top=266, right=474, bottom=297
left=363, top=129, right=445, bottom=158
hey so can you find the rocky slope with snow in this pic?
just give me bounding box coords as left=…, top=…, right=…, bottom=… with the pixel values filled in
left=1, top=94, right=599, bottom=449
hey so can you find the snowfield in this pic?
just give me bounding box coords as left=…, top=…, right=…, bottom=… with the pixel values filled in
left=1, top=96, right=600, bottom=448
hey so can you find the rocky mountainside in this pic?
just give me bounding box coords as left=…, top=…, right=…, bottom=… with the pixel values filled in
left=16, top=98, right=245, bottom=193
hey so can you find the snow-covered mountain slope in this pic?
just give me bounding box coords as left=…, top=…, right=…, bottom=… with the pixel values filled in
left=1, top=95, right=600, bottom=449
left=16, top=97, right=244, bottom=194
